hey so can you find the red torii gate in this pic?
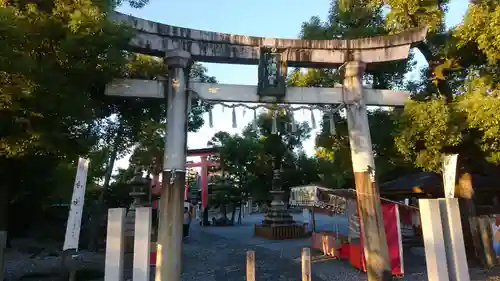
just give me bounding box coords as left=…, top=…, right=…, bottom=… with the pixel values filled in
left=150, top=147, right=219, bottom=209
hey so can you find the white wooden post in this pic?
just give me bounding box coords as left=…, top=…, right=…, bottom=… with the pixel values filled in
left=419, top=199, right=450, bottom=281
left=442, top=154, right=458, bottom=198
left=63, top=157, right=90, bottom=251
left=439, top=199, right=470, bottom=281
left=133, top=207, right=152, bottom=281
left=61, top=157, right=89, bottom=279
left=301, top=248, right=311, bottom=281
left=246, top=250, right=256, bottom=281
left=105, top=208, right=125, bottom=281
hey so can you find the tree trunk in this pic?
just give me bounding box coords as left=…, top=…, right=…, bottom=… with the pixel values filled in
left=0, top=184, right=8, bottom=234
left=0, top=183, right=9, bottom=281
left=456, top=172, right=483, bottom=265
left=230, top=204, right=237, bottom=224
left=237, top=202, right=242, bottom=224
left=311, top=209, right=316, bottom=233
left=203, top=207, right=209, bottom=226
left=87, top=129, right=122, bottom=251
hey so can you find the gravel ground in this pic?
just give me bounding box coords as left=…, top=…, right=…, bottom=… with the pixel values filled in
left=4, top=215, right=500, bottom=281
left=3, top=250, right=104, bottom=281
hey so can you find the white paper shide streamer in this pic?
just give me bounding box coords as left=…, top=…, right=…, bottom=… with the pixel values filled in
left=252, top=109, right=258, bottom=131
left=203, top=102, right=344, bottom=135
left=271, top=110, right=277, bottom=134
left=208, top=106, right=214, bottom=128
left=232, top=107, right=237, bottom=128
left=290, top=111, right=297, bottom=133
left=329, top=113, right=336, bottom=135
left=310, top=109, right=316, bottom=129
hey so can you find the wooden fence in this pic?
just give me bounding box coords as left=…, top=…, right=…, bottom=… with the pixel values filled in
left=254, top=224, right=307, bottom=240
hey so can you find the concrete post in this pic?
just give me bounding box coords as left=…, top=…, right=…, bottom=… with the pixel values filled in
left=344, top=61, right=391, bottom=281
left=105, top=208, right=125, bottom=281
left=419, top=199, right=450, bottom=281
left=133, top=207, right=152, bottom=281
left=155, top=49, right=191, bottom=281
left=439, top=199, right=470, bottom=281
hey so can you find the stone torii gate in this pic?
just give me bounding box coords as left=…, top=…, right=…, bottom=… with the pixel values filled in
left=106, top=12, right=426, bottom=281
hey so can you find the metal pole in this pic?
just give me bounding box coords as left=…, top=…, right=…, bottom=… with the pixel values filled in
left=155, top=50, right=191, bottom=281
left=344, top=61, right=391, bottom=281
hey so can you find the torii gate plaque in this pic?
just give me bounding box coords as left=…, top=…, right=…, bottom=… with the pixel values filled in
left=106, top=12, right=427, bottom=281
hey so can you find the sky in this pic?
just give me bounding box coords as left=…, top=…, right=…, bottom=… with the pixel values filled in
left=115, top=0, right=469, bottom=171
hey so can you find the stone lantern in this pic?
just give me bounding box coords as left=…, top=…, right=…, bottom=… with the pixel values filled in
left=262, top=168, right=294, bottom=226
left=124, top=171, right=151, bottom=253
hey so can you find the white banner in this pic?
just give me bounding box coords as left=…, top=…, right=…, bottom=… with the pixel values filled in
left=442, top=154, right=458, bottom=198
left=63, top=157, right=89, bottom=251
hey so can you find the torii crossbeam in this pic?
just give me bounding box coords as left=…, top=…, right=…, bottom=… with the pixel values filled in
left=106, top=11, right=426, bottom=281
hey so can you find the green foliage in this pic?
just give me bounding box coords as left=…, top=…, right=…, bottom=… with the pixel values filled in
left=208, top=175, right=243, bottom=208
left=208, top=108, right=318, bottom=202
left=0, top=0, right=137, bottom=226
left=396, top=74, right=500, bottom=172
left=0, top=0, right=131, bottom=159
left=370, top=0, right=500, bottom=174
left=456, top=77, right=500, bottom=163
left=289, top=0, right=418, bottom=187
left=125, top=62, right=216, bottom=173
left=395, top=98, right=463, bottom=171
left=456, top=0, right=500, bottom=65
left=352, top=0, right=450, bottom=33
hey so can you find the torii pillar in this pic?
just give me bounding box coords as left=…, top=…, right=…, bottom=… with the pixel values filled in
left=156, top=49, right=191, bottom=281
left=344, top=61, right=391, bottom=280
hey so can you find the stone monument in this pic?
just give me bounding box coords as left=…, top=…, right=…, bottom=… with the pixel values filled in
left=256, top=168, right=302, bottom=239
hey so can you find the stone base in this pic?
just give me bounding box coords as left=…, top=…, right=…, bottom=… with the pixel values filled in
left=262, top=209, right=295, bottom=225
left=254, top=224, right=306, bottom=240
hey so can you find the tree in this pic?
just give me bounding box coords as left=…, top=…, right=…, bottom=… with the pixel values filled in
left=0, top=0, right=136, bottom=239
left=353, top=0, right=500, bottom=262
left=126, top=61, right=216, bottom=174
left=360, top=0, right=500, bottom=180
left=298, top=0, right=413, bottom=90
left=86, top=57, right=216, bottom=249
left=289, top=0, right=416, bottom=188
left=455, top=0, right=500, bottom=65
left=207, top=131, right=260, bottom=223
left=208, top=107, right=313, bottom=204
left=0, top=0, right=182, bottom=249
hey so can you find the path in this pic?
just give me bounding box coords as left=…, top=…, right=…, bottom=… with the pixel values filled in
left=162, top=223, right=321, bottom=281
left=6, top=213, right=500, bottom=281
left=196, top=213, right=500, bottom=281
left=196, top=213, right=367, bottom=281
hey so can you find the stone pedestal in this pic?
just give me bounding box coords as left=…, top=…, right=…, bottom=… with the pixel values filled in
left=125, top=191, right=148, bottom=253
left=262, top=190, right=294, bottom=226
